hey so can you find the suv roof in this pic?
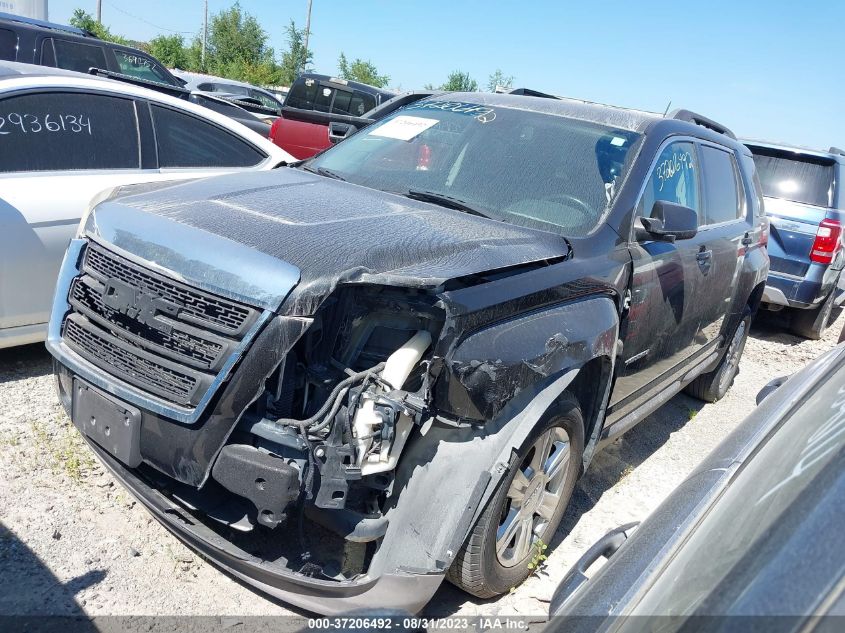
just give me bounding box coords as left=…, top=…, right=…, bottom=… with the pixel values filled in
left=742, top=139, right=845, bottom=164
left=0, top=11, right=94, bottom=37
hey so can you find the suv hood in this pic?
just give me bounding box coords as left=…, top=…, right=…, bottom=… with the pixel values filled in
left=85, top=168, right=569, bottom=314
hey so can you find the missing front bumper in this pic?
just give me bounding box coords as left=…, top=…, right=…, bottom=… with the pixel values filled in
left=82, top=438, right=444, bottom=615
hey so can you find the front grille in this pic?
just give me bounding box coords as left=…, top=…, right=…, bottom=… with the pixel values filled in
left=69, top=277, right=228, bottom=371
left=85, top=243, right=253, bottom=336
left=61, top=243, right=261, bottom=409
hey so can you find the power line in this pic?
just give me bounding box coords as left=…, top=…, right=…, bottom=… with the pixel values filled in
left=104, top=0, right=194, bottom=35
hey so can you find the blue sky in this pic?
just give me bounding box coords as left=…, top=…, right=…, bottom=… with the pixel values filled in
left=48, top=0, right=843, bottom=149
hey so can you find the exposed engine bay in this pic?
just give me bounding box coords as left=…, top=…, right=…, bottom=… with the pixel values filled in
left=186, top=285, right=445, bottom=574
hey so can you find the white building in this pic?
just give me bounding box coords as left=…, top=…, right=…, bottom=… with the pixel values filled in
left=0, top=0, right=48, bottom=21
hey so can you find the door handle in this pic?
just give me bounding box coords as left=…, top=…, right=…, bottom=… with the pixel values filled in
left=741, top=232, right=753, bottom=246
left=696, top=250, right=713, bottom=262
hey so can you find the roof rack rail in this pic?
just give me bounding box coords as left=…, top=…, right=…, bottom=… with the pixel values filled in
left=669, top=109, right=736, bottom=140
left=829, top=146, right=845, bottom=156
left=88, top=68, right=190, bottom=99
left=0, top=11, right=96, bottom=38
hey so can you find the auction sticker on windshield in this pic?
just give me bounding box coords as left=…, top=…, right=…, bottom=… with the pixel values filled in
left=368, top=115, right=439, bottom=141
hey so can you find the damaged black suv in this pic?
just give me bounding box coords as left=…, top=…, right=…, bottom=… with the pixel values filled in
left=48, top=94, right=768, bottom=613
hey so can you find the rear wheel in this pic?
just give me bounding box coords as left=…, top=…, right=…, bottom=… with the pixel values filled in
left=790, top=291, right=837, bottom=340
left=685, top=311, right=751, bottom=403
left=447, top=394, right=584, bottom=598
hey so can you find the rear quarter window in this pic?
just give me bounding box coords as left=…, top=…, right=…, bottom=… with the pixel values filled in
left=0, top=28, right=17, bottom=61
left=0, top=92, right=140, bottom=173
left=111, top=49, right=176, bottom=86
left=750, top=147, right=835, bottom=208
left=150, top=104, right=265, bottom=168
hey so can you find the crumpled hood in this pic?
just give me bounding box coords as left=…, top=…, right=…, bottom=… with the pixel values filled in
left=86, top=168, right=569, bottom=314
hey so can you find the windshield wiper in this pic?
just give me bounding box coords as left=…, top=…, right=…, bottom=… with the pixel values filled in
left=404, top=189, right=491, bottom=219
left=301, top=164, right=347, bottom=181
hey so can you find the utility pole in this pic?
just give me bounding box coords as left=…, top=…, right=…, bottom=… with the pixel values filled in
left=96, top=0, right=102, bottom=22
left=302, top=0, right=312, bottom=74
left=201, top=0, right=208, bottom=70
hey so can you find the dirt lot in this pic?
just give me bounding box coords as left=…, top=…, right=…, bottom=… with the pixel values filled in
left=0, top=311, right=842, bottom=620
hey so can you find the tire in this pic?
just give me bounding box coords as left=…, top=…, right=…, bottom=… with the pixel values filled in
left=685, top=311, right=752, bottom=403
left=790, top=291, right=837, bottom=340
left=446, top=393, right=584, bottom=598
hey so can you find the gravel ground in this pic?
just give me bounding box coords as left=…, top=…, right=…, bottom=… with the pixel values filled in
left=0, top=310, right=842, bottom=620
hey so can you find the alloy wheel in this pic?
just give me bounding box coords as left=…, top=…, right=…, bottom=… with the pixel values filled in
left=496, top=426, right=570, bottom=567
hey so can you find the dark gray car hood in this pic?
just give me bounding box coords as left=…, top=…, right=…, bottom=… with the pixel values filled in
left=86, top=168, right=569, bottom=315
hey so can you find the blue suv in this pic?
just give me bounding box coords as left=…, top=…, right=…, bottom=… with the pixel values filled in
left=745, top=142, right=845, bottom=338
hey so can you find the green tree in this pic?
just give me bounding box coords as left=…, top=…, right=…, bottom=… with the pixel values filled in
left=487, top=69, right=514, bottom=92
left=337, top=52, right=390, bottom=88
left=69, top=9, right=129, bottom=45
left=440, top=70, right=478, bottom=92
left=205, top=2, right=276, bottom=80
left=278, top=20, right=312, bottom=86
left=148, top=34, right=189, bottom=69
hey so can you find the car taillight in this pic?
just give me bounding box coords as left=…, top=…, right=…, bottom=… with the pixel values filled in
left=810, top=219, right=843, bottom=264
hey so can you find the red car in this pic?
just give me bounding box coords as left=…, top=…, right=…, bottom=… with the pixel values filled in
left=269, top=74, right=395, bottom=159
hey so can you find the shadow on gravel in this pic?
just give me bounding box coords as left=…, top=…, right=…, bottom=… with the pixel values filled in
left=0, top=343, right=52, bottom=385
left=750, top=307, right=844, bottom=346
left=554, top=390, right=700, bottom=553
left=750, top=309, right=802, bottom=344
left=0, top=521, right=102, bottom=626
left=424, top=387, right=706, bottom=615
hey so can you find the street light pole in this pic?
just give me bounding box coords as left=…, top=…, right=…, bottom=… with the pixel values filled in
left=96, top=0, right=102, bottom=22
left=202, top=0, right=208, bottom=70
left=302, top=0, right=312, bottom=73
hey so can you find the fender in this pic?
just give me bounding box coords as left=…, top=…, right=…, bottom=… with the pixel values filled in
left=432, top=296, right=619, bottom=422
left=366, top=296, right=618, bottom=594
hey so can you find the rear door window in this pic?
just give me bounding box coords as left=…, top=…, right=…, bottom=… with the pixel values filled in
left=0, top=92, right=140, bottom=173
left=50, top=39, right=108, bottom=73
left=150, top=104, right=266, bottom=168
left=111, top=49, right=176, bottom=85
left=750, top=147, right=835, bottom=208
left=0, top=28, right=17, bottom=61
left=700, top=145, right=743, bottom=225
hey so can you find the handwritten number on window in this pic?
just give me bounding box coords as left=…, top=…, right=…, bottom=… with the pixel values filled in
left=0, top=113, right=92, bottom=136
left=656, top=151, right=694, bottom=192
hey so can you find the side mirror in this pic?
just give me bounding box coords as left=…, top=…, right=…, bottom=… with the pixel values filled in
left=328, top=122, right=357, bottom=144
left=636, top=201, right=698, bottom=242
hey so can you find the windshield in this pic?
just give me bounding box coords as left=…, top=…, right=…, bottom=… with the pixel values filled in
left=750, top=146, right=835, bottom=208
left=307, top=100, right=641, bottom=237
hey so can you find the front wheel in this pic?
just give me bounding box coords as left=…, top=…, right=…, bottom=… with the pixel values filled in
left=447, top=393, right=584, bottom=598
left=685, top=311, right=752, bottom=403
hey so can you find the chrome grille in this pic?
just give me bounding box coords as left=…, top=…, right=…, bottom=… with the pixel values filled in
left=85, top=243, right=253, bottom=335
left=61, top=243, right=260, bottom=409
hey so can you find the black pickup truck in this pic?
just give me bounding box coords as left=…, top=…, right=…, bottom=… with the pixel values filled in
left=268, top=73, right=396, bottom=158
left=47, top=94, right=768, bottom=614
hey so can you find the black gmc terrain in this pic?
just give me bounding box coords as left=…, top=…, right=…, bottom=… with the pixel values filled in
left=48, top=93, right=768, bottom=613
